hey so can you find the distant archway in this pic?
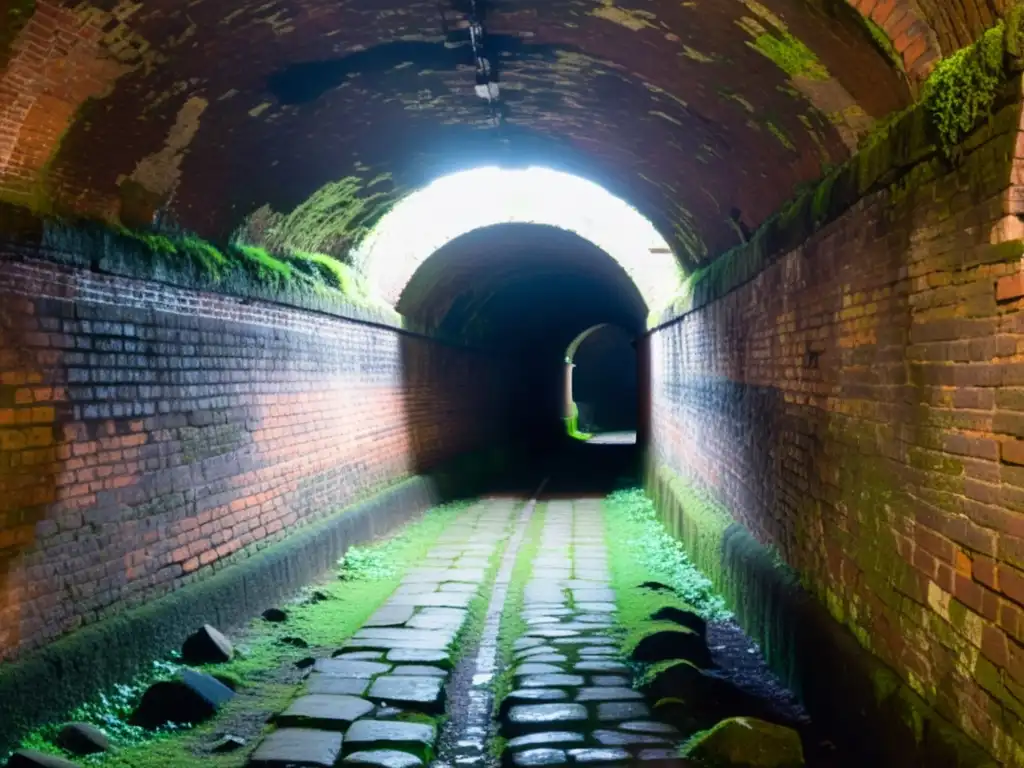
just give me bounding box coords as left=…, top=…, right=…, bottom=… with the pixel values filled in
left=563, top=324, right=637, bottom=442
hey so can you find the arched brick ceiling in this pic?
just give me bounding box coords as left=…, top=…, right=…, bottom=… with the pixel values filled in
left=398, top=223, right=646, bottom=349
left=0, top=0, right=1004, bottom=267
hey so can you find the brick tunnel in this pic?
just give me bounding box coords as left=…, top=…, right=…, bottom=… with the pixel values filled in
left=2, top=1, right=1024, bottom=766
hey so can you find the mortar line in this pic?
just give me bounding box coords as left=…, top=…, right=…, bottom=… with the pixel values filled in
left=435, top=477, right=549, bottom=767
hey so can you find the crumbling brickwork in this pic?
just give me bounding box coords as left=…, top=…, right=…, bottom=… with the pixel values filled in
left=0, top=254, right=506, bottom=660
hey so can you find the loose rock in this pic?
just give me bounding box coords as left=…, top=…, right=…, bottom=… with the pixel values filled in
left=6, top=751, right=82, bottom=768
left=181, top=624, right=233, bottom=664
left=681, top=717, right=805, bottom=768
left=130, top=670, right=235, bottom=729
left=56, top=723, right=109, bottom=755
left=262, top=608, right=288, bottom=622
left=630, top=628, right=713, bottom=668
left=211, top=734, right=246, bottom=752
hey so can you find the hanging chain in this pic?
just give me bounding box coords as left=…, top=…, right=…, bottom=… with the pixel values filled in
left=466, top=0, right=501, bottom=127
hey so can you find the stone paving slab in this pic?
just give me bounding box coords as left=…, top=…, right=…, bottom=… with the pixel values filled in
left=249, top=501, right=515, bottom=768
left=343, top=750, right=425, bottom=767
left=249, top=728, right=343, bottom=767
left=367, top=675, right=445, bottom=713
left=499, top=500, right=683, bottom=766
left=277, top=694, right=374, bottom=730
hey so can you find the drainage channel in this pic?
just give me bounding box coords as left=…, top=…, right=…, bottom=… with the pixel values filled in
left=435, top=479, right=548, bottom=768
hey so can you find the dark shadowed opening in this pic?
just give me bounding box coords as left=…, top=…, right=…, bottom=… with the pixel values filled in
left=396, top=222, right=647, bottom=481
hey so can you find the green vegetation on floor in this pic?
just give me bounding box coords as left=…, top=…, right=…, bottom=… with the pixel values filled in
left=5, top=500, right=473, bottom=768
left=448, top=506, right=516, bottom=664
left=604, top=487, right=729, bottom=628
left=489, top=503, right=546, bottom=757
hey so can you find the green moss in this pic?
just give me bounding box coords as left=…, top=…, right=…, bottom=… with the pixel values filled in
left=925, top=22, right=1006, bottom=157
left=240, top=174, right=401, bottom=260
left=750, top=31, right=830, bottom=80
left=765, top=121, right=796, bottom=151
left=604, top=487, right=729, bottom=624
left=6, top=500, right=472, bottom=765
left=491, top=504, right=546, bottom=721
left=862, top=17, right=905, bottom=72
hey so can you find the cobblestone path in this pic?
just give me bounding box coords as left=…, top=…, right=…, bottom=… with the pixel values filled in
left=247, top=496, right=681, bottom=768
left=498, top=499, right=679, bottom=766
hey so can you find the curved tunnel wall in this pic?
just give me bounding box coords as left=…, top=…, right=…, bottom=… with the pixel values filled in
left=646, top=87, right=1024, bottom=766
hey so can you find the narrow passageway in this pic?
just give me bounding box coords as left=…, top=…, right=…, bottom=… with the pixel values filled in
left=225, top=444, right=823, bottom=768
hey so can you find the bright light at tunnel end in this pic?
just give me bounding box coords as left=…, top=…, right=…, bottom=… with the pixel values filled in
left=353, top=166, right=683, bottom=318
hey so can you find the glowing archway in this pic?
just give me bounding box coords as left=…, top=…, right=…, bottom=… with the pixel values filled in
left=352, top=167, right=683, bottom=317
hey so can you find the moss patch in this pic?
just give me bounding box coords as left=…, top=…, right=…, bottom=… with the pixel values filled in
left=491, top=504, right=546, bottom=726
left=235, top=174, right=401, bottom=260
left=4, top=500, right=472, bottom=767
left=0, top=208, right=400, bottom=323
left=605, top=486, right=729, bottom=623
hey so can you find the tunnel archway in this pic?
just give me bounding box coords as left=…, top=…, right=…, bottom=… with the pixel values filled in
left=354, top=166, right=683, bottom=317
left=562, top=324, right=638, bottom=443
left=396, top=222, right=647, bottom=468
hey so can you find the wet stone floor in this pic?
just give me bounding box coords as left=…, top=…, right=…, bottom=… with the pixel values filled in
left=243, top=496, right=800, bottom=768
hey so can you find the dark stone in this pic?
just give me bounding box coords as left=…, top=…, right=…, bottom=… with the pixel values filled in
left=296, top=656, right=317, bottom=669
left=277, top=694, right=375, bottom=730
left=643, top=661, right=774, bottom=726
left=506, top=703, right=588, bottom=734
left=511, top=748, right=568, bottom=766
left=590, top=676, right=631, bottom=687
left=211, top=734, right=246, bottom=752
left=343, top=750, right=425, bottom=767
left=6, top=750, right=81, bottom=768
left=333, top=651, right=385, bottom=660
left=387, top=649, right=450, bottom=665
left=572, top=661, right=628, bottom=673
left=592, top=729, right=670, bottom=746
left=567, top=748, right=631, bottom=764
left=391, top=665, right=447, bottom=677
left=308, top=590, right=332, bottom=603
left=501, top=689, right=569, bottom=718
left=630, top=629, right=713, bottom=669
left=262, top=608, right=288, bottom=622
left=651, top=606, right=707, bottom=639
left=279, top=636, right=309, bottom=648
left=507, top=732, right=585, bottom=749
left=314, top=659, right=391, bottom=678
left=56, top=723, right=109, bottom=755
left=575, top=687, right=643, bottom=702
left=305, top=676, right=370, bottom=696
left=181, top=624, right=233, bottom=664
left=344, top=719, right=435, bottom=759
left=365, top=605, right=416, bottom=627
left=620, top=721, right=679, bottom=735
left=519, top=674, right=585, bottom=688
left=368, top=675, right=445, bottom=713
left=130, top=670, right=235, bottom=729
left=680, top=717, right=805, bottom=767
left=515, top=663, right=565, bottom=676
left=597, top=701, right=651, bottom=722
left=640, top=582, right=674, bottom=592
left=250, top=727, right=342, bottom=767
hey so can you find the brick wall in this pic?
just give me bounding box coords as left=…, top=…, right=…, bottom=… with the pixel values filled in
left=0, top=254, right=506, bottom=661
left=648, top=96, right=1024, bottom=762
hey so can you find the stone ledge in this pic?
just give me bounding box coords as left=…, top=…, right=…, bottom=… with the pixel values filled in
left=0, top=448, right=506, bottom=753
left=645, top=460, right=999, bottom=768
